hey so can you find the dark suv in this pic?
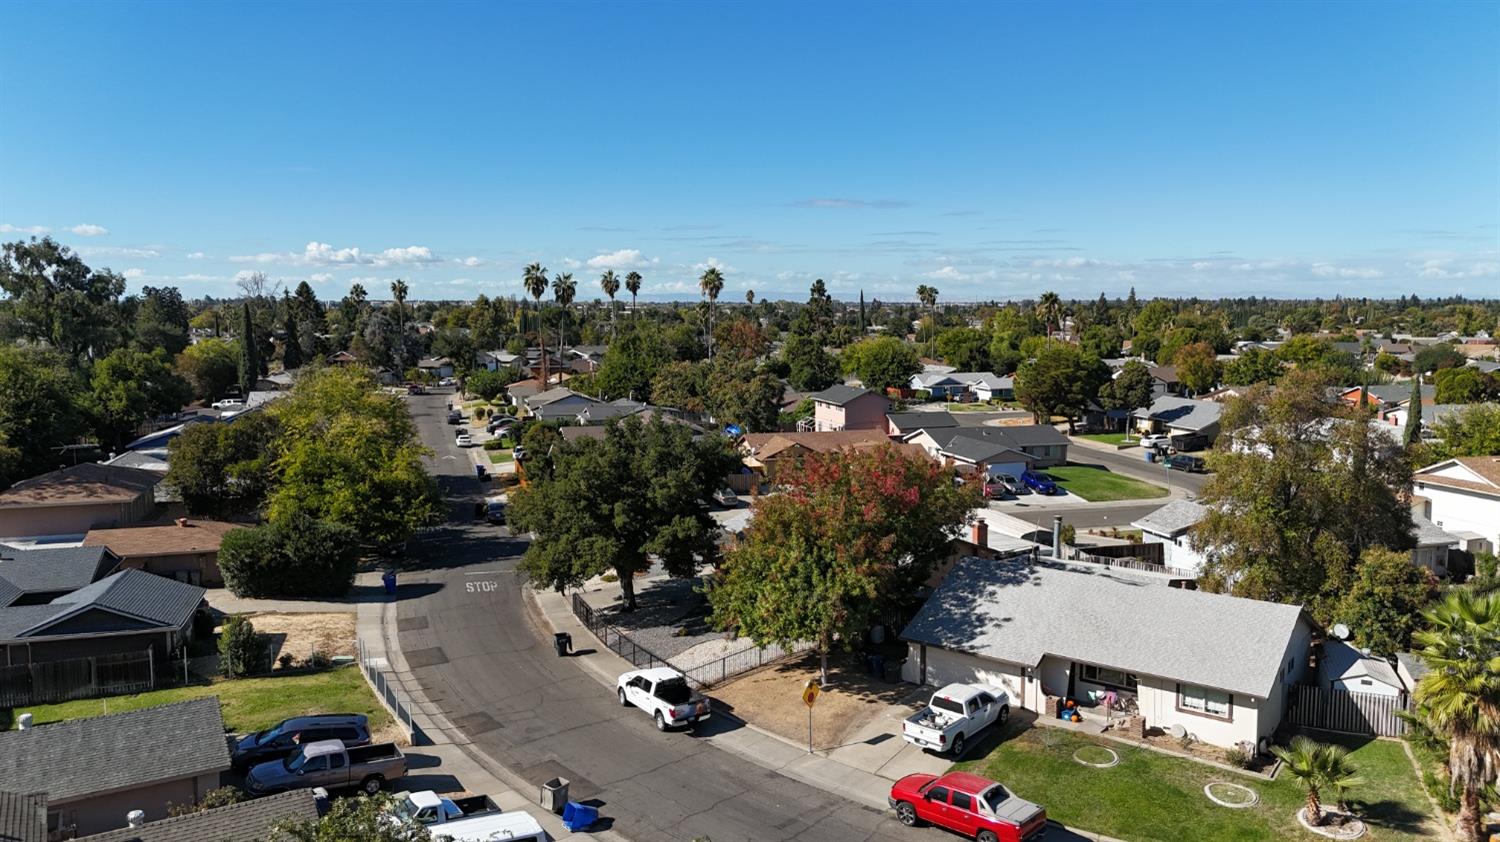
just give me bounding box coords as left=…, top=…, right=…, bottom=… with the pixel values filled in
left=231, top=714, right=371, bottom=773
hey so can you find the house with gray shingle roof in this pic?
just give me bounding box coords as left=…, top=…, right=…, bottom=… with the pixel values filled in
left=1132, top=395, right=1223, bottom=442
left=0, top=698, right=230, bottom=837
left=900, top=556, right=1315, bottom=749
left=0, top=790, right=46, bottom=842
left=809, top=385, right=889, bottom=432
left=1132, top=500, right=1211, bottom=576
left=78, top=789, right=319, bottom=842
left=0, top=545, right=119, bottom=606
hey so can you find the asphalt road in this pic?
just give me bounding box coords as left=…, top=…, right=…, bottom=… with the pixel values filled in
left=1064, top=440, right=1209, bottom=497
left=393, top=392, right=932, bottom=842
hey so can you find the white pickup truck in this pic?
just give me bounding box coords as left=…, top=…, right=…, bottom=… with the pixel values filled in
left=387, top=790, right=544, bottom=842
left=617, top=667, right=712, bottom=731
left=901, top=683, right=1010, bottom=757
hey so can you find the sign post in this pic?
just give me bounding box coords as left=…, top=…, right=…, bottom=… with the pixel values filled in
left=801, top=679, right=820, bottom=754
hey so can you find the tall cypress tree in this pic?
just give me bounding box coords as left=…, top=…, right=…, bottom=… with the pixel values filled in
left=858, top=290, right=866, bottom=333
left=1404, top=372, right=1422, bottom=445
left=281, top=303, right=303, bottom=370
left=238, top=301, right=258, bottom=396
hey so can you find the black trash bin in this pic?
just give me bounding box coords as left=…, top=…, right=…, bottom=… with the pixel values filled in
left=553, top=632, right=572, bottom=657
left=871, top=654, right=886, bottom=679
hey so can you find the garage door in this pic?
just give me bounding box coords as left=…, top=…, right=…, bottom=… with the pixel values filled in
left=921, top=648, right=1025, bottom=703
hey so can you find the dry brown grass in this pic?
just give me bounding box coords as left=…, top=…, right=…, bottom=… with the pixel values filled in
left=247, top=613, right=356, bottom=664
left=709, top=652, right=915, bottom=751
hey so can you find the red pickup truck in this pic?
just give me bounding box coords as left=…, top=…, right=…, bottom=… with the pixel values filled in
left=889, top=771, right=1048, bottom=842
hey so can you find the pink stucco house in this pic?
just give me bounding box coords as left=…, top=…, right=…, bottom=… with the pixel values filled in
left=810, top=385, right=890, bottom=432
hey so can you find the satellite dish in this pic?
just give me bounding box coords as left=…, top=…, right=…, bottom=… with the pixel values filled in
left=1168, top=724, right=1187, bottom=739
left=1332, top=624, right=1351, bottom=640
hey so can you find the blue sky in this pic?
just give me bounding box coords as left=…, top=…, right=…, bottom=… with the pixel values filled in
left=2, top=1, right=1497, bottom=302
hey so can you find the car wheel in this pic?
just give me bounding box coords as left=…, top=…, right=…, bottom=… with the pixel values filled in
left=361, top=775, right=384, bottom=795
left=951, top=733, right=965, bottom=756
left=895, top=801, right=919, bottom=827
left=999, top=705, right=1010, bottom=725
left=654, top=711, right=668, bottom=732
left=977, top=831, right=999, bottom=842
left=618, top=688, right=629, bottom=707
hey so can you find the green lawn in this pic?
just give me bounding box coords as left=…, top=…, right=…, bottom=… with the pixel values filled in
left=1046, top=465, right=1168, bottom=502
left=946, top=401, right=1015, bottom=412
left=956, top=725, right=1438, bottom=842
left=3, top=666, right=390, bottom=735
left=489, top=449, right=514, bottom=463
left=1077, top=432, right=1133, bottom=446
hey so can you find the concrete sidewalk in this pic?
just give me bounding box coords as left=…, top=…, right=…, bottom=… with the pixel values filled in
left=528, top=586, right=1128, bottom=842
left=355, top=594, right=627, bottom=842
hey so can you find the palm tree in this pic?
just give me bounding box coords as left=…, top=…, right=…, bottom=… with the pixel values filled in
left=599, top=270, right=620, bottom=339
left=390, top=279, right=409, bottom=331
left=522, top=262, right=549, bottom=385
left=745, top=289, right=755, bottom=305
left=1037, top=291, right=1062, bottom=344
left=916, top=284, right=938, bottom=357
left=1272, top=736, right=1364, bottom=827
left=624, top=271, right=643, bottom=321
left=552, top=272, right=576, bottom=369
left=699, top=266, right=724, bottom=360
left=1412, top=590, right=1500, bottom=841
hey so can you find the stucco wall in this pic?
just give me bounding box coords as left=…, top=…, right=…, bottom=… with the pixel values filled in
left=0, top=495, right=154, bottom=539
left=841, top=394, right=890, bottom=430
left=53, top=772, right=220, bottom=836
left=1416, top=482, right=1499, bottom=553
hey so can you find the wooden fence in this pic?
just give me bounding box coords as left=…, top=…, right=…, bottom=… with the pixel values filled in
left=1286, top=684, right=1410, bottom=737
left=0, top=650, right=158, bottom=707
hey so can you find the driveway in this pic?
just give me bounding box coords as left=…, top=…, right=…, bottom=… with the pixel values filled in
left=390, top=391, right=925, bottom=842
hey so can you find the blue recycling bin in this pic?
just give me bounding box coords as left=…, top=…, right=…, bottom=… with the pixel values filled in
left=562, top=801, right=598, bottom=832
left=475, top=464, right=487, bottom=480
left=1144, top=450, right=1156, bottom=463
left=382, top=571, right=397, bottom=596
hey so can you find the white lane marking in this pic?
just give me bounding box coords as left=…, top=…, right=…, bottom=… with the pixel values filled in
left=464, top=570, right=504, bottom=576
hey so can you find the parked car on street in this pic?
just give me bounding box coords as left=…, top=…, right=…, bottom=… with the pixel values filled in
left=245, top=739, right=407, bottom=796
left=902, top=683, right=1009, bottom=756
left=1138, top=433, right=1171, bottom=449
left=1165, top=453, right=1206, bottom=473
left=616, top=667, right=712, bottom=731
left=512, top=444, right=526, bottom=461
left=456, top=431, right=473, bottom=447
left=713, top=487, right=739, bottom=506
left=230, top=714, right=371, bottom=773
left=1019, top=470, right=1058, bottom=495
left=447, top=409, right=462, bottom=424
left=484, top=499, right=506, bottom=524
left=1168, top=432, right=1209, bottom=452
left=388, top=790, right=500, bottom=826
left=889, top=771, right=1047, bottom=842
left=211, top=398, right=245, bottom=410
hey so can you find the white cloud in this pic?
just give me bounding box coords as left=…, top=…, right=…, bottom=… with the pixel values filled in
left=587, top=249, right=658, bottom=271
left=0, top=223, right=50, bottom=235
left=559, top=257, right=582, bottom=270
left=177, top=273, right=218, bottom=282
left=69, top=224, right=108, bottom=237
left=691, top=257, right=734, bottom=274
left=122, top=268, right=145, bottom=279
left=1414, top=258, right=1500, bottom=279
left=230, top=241, right=442, bottom=267
left=79, top=246, right=160, bottom=258
left=458, top=256, right=484, bottom=267
left=309, top=273, right=335, bottom=283
left=1311, top=263, right=1384, bottom=279
left=1029, top=257, right=1112, bottom=269
left=186, top=251, right=206, bottom=259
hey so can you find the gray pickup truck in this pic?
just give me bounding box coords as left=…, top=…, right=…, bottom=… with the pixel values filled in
left=245, top=739, right=407, bottom=796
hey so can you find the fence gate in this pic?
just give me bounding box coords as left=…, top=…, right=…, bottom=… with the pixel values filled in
left=1287, top=684, right=1410, bottom=737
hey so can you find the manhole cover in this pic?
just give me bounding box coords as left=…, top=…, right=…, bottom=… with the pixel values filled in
left=397, top=616, right=429, bottom=632
left=1072, top=745, right=1120, bottom=768
left=1205, top=781, right=1260, bottom=808
left=404, top=646, right=449, bottom=668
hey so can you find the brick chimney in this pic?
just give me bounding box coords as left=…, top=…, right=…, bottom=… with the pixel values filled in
left=971, top=518, right=988, bottom=548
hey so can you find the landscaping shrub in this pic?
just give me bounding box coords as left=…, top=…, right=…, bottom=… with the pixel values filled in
left=219, top=513, right=360, bottom=598
left=169, top=786, right=245, bottom=816
left=1223, top=746, right=1252, bottom=769
left=482, top=438, right=507, bottom=451
left=474, top=406, right=489, bottom=420
left=277, top=653, right=297, bottom=670
left=465, top=369, right=510, bottom=402
left=219, top=616, right=274, bottom=677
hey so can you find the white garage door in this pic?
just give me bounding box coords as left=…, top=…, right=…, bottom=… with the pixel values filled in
left=920, top=647, right=1025, bottom=703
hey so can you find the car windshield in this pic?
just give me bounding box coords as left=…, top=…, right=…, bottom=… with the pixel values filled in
left=932, top=697, right=965, bottom=715
left=979, top=784, right=1011, bottom=814
left=656, top=678, right=692, bottom=704
left=285, top=750, right=309, bottom=772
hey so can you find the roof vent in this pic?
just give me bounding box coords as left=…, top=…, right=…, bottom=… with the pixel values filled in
left=175, top=517, right=188, bottom=528
left=127, top=810, right=145, bottom=828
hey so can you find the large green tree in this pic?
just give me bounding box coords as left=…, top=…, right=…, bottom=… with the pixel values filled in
left=1334, top=547, right=1438, bottom=655
left=1101, top=359, right=1155, bottom=439
left=1425, top=403, right=1500, bottom=459
left=1222, top=348, right=1285, bottom=386
left=594, top=324, right=672, bottom=402
left=265, top=367, right=441, bottom=546
left=1014, top=344, right=1109, bottom=428
left=709, top=442, right=976, bottom=684
left=176, top=337, right=239, bottom=401
left=510, top=414, right=738, bottom=609
left=218, top=513, right=360, bottom=598
left=133, top=285, right=191, bottom=357
left=1193, top=371, right=1414, bottom=616
left=165, top=411, right=280, bottom=518
left=0, top=236, right=126, bottom=365
left=782, top=332, right=839, bottom=392
left=88, top=348, right=191, bottom=449
left=0, top=346, right=85, bottom=487
left=1410, top=590, right=1500, bottom=842
left=1172, top=341, right=1221, bottom=395
left=840, top=336, right=920, bottom=393
left=1434, top=367, right=1496, bottom=404
left=935, top=327, right=990, bottom=372
left=238, top=301, right=259, bottom=396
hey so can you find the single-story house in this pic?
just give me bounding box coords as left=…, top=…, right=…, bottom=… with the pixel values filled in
left=906, top=372, right=1014, bottom=402
left=416, top=356, right=454, bottom=378
left=886, top=410, right=958, bottom=439
left=933, top=520, right=1041, bottom=587
left=102, top=450, right=170, bottom=474
left=0, top=790, right=47, bottom=842
left=1131, top=396, right=1223, bottom=444
left=475, top=349, right=520, bottom=372
left=83, top=519, right=245, bottom=588
left=739, top=430, right=896, bottom=481
left=0, top=545, right=119, bottom=606
left=1147, top=365, right=1182, bottom=397
left=901, top=556, right=1314, bottom=749
left=967, top=373, right=1014, bottom=402
left=0, top=465, right=163, bottom=543
left=1410, top=515, right=1460, bottom=576
left=1337, top=383, right=1434, bottom=415
left=1395, top=652, right=1428, bottom=694
left=561, top=408, right=703, bottom=443
left=255, top=370, right=297, bottom=391
left=0, top=698, right=231, bottom=837
left=0, top=569, right=206, bottom=669
left=324, top=350, right=358, bottom=366
left=505, top=378, right=546, bottom=407
left=809, top=385, right=890, bottom=432
left=525, top=388, right=603, bottom=423
left=576, top=398, right=647, bottom=425
left=909, top=372, right=968, bottom=400
left=1411, top=456, right=1500, bottom=556
left=1132, top=500, right=1210, bottom=576
left=907, top=425, right=1069, bottom=470
left=1318, top=639, right=1404, bottom=698
left=1384, top=402, right=1472, bottom=434
left=930, top=432, right=1034, bottom=479
left=79, top=789, right=319, bottom=842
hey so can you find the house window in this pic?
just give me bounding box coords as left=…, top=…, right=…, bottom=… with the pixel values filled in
left=1081, top=664, right=1138, bottom=690
left=1177, top=683, right=1233, bottom=720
